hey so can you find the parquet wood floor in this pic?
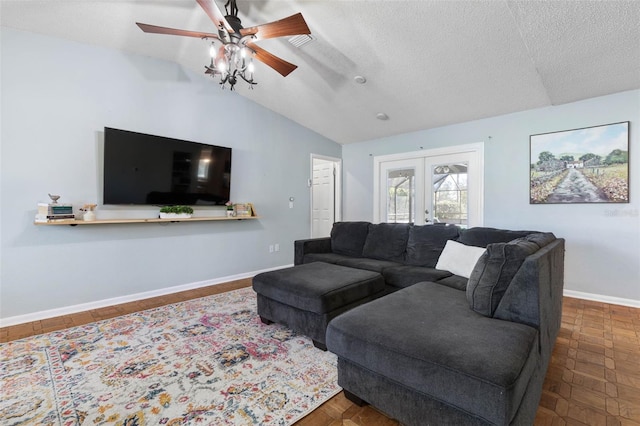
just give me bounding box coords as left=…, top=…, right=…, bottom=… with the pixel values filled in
left=2, top=280, right=639, bottom=425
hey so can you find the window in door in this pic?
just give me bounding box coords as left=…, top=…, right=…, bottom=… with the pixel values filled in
left=386, top=168, right=415, bottom=223
left=376, top=158, right=424, bottom=224
left=432, top=162, right=468, bottom=226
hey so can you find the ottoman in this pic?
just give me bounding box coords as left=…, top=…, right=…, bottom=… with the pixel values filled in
left=252, top=262, right=386, bottom=350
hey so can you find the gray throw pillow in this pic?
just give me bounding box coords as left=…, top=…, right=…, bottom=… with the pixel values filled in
left=405, top=224, right=461, bottom=267
left=362, top=223, right=410, bottom=262
left=466, top=236, right=540, bottom=317
left=331, top=221, right=371, bottom=257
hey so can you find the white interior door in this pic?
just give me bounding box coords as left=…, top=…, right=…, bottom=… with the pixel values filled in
left=311, top=156, right=341, bottom=237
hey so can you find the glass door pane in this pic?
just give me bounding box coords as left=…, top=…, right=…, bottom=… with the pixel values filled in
left=386, top=168, right=415, bottom=223
left=377, top=158, right=424, bottom=224
left=431, top=162, right=468, bottom=227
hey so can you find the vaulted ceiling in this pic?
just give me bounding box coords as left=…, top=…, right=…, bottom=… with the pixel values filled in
left=2, top=1, right=639, bottom=144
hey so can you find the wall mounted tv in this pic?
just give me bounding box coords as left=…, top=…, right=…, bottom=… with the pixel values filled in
left=103, top=127, right=231, bottom=206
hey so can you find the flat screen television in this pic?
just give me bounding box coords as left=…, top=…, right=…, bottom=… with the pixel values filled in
left=103, top=127, right=231, bottom=205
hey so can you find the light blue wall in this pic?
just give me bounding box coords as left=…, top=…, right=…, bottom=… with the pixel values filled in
left=0, top=28, right=341, bottom=319
left=343, top=90, right=640, bottom=303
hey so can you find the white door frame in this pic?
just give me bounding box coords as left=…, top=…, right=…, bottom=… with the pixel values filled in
left=373, top=143, right=484, bottom=226
left=310, top=154, right=342, bottom=237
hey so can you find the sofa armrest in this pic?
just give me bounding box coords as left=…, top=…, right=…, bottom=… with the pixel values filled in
left=494, top=238, right=565, bottom=358
left=294, top=237, right=332, bottom=265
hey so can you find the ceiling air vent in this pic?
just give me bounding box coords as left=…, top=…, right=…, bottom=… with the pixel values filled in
left=288, top=34, right=315, bottom=48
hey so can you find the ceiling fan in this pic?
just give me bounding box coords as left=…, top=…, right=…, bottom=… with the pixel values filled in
left=136, top=0, right=311, bottom=90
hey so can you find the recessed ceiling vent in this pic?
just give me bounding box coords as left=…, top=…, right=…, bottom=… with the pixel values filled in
left=288, top=34, right=315, bottom=48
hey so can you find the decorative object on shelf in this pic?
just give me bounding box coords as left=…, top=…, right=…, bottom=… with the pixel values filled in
left=35, top=196, right=75, bottom=223
left=225, top=201, right=235, bottom=217
left=135, top=0, right=311, bottom=90
left=159, top=205, right=194, bottom=219
left=80, top=204, right=98, bottom=222
left=234, top=202, right=253, bottom=217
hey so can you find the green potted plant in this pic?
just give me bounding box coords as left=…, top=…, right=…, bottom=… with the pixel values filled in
left=159, top=205, right=194, bottom=219
left=225, top=201, right=235, bottom=217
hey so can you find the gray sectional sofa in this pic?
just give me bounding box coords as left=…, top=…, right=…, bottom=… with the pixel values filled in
left=294, top=221, right=565, bottom=426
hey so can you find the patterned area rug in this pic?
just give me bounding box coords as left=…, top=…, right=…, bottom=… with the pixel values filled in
left=0, top=287, right=340, bottom=425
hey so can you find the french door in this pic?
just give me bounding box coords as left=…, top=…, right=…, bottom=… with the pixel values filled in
left=374, top=144, right=484, bottom=227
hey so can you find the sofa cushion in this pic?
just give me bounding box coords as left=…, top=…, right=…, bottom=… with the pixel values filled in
left=382, top=265, right=452, bottom=289
left=405, top=224, right=461, bottom=267
left=435, top=240, right=486, bottom=279
left=466, top=236, right=542, bottom=317
left=458, top=227, right=536, bottom=248
left=326, top=282, right=539, bottom=425
left=435, top=274, right=469, bottom=291
left=303, top=252, right=356, bottom=265
left=362, top=223, right=410, bottom=262
left=335, top=257, right=403, bottom=273
left=331, top=221, right=370, bottom=257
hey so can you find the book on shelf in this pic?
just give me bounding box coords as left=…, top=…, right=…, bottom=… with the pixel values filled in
left=47, top=214, right=75, bottom=219
left=37, top=203, right=49, bottom=216
left=35, top=214, right=75, bottom=221
left=51, top=206, right=72, bottom=212
left=37, top=202, right=73, bottom=215
left=50, top=208, right=73, bottom=216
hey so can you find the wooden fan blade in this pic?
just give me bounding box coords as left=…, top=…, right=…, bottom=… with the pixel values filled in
left=240, top=13, right=310, bottom=40
left=136, top=22, right=219, bottom=39
left=247, top=42, right=297, bottom=77
left=196, top=0, right=234, bottom=33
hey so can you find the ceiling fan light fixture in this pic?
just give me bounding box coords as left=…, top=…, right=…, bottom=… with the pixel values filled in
left=137, top=0, right=310, bottom=90
left=216, top=58, right=227, bottom=74
left=376, top=112, right=389, bottom=121
left=224, top=43, right=240, bottom=54
left=206, top=41, right=256, bottom=90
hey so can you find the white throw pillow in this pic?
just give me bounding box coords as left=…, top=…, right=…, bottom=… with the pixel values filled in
left=435, top=240, right=487, bottom=279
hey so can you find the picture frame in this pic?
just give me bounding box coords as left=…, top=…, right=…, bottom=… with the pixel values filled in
left=233, top=203, right=253, bottom=217
left=530, top=121, right=629, bottom=204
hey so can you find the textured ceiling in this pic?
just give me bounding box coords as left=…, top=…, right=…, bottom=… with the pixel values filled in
left=2, top=0, right=639, bottom=144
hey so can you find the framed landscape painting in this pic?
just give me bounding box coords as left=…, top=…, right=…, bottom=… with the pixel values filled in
left=530, top=121, right=629, bottom=204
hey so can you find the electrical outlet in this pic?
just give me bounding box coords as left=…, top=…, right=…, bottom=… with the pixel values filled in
left=269, top=245, right=274, bottom=253
left=274, top=243, right=280, bottom=252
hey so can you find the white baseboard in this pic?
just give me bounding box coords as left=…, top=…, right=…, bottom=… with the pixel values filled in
left=563, top=289, right=640, bottom=308
left=4, top=271, right=637, bottom=328
left=0, top=264, right=293, bottom=328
